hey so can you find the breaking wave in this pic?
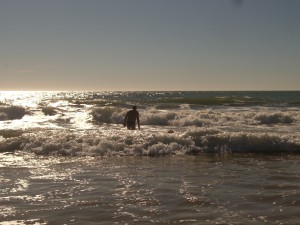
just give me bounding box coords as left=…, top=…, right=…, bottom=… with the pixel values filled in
left=90, top=107, right=124, bottom=124
left=0, top=91, right=300, bottom=157
left=254, top=112, right=295, bottom=125
left=0, top=106, right=27, bottom=121
left=1, top=128, right=299, bottom=156
left=90, top=107, right=298, bottom=127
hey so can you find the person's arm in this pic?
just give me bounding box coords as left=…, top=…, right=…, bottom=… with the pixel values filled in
left=137, top=113, right=140, bottom=129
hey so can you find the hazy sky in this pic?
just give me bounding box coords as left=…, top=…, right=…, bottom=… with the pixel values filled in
left=0, top=0, right=299, bottom=91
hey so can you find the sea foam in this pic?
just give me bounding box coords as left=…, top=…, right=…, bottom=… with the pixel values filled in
left=1, top=128, right=299, bottom=156
left=0, top=91, right=300, bottom=156
left=89, top=107, right=299, bottom=127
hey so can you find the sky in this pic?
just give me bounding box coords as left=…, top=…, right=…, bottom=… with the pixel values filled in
left=0, top=0, right=300, bottom=91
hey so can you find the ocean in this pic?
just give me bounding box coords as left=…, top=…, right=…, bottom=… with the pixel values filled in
left=0, top=91, right=300, bottom=224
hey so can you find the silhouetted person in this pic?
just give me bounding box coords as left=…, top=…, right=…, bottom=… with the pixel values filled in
left=124, top=106, right=140, bottom=130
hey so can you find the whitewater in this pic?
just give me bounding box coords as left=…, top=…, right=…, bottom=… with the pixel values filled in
left=0, top=91, right=300, bottom=224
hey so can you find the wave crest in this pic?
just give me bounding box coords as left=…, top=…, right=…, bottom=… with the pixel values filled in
left=0, top=106, right=27, bottom=120
left=1, top=129, right=299, bottom=156
left=90, top=107, right=123, bottom=124
left=254, top=112, right=295, bottom=124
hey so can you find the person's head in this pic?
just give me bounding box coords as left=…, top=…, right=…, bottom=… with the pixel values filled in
left=132, top=106, right=137, bottom=110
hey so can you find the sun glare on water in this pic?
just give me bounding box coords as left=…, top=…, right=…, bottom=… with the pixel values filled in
left=0, top=91, right=94, bottom=130
left=0, top=91, right=61, bottom=130
left=0, top=91, right=47, bottom=107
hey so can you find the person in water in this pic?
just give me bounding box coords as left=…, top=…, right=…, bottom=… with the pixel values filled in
left=124, top=106, right=140, bottom=130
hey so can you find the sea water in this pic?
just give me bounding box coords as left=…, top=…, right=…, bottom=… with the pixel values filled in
left=0, top=91, right=300, bottom=224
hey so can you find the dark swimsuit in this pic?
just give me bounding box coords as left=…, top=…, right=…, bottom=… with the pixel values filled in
left=126, top=121, right=136, bottom=130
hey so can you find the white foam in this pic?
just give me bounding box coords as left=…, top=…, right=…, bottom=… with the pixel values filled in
left=0, top=92, right=299, bottom=155
left=1, top=127, right=299, bottom=156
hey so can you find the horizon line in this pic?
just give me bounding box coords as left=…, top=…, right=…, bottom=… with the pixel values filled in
left=0, top=89, right=299, bottom=92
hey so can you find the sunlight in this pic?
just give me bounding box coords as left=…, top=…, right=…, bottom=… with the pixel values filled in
left=0, top=91, right=46, bottom=107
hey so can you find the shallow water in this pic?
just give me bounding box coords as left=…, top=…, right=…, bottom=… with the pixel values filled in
left=1, top=153, right=299, bottom=225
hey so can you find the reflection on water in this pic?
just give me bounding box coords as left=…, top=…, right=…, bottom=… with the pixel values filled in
left=0, top=154, right=299, bottom=224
